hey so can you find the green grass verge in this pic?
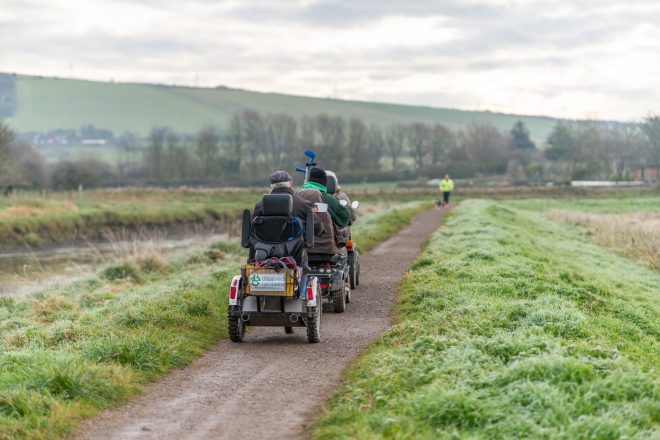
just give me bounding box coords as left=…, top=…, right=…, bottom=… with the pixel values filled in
left=352, top=201, right=434, bottom=252
left=0, top=201, right=432, bottom=439
left=313, top=199, right=659, bottom=439
left=0, top=241, right=243, bottom=439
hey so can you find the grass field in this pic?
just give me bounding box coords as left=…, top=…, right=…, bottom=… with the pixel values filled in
left=0, top=188, right=435, bottom=249
left=4, top=74, right=559, bottom=139
left=313, top=198, right=659, bottom=439
left=0, top=201, right=428, bottom=439
left=0, top=188, right=263, bottom=249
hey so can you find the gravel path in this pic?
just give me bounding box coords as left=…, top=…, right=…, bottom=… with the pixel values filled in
left=71, top=208, right=444, bottom=440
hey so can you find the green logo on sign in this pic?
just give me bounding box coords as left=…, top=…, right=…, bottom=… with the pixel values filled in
left=250, top=274, right=261, bottom=286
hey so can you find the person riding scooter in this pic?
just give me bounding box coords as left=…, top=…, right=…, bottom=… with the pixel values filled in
left=254, top=171, right=324, bottom=237
left=325, top=170, right=355, bottom=244
left=298, top=167, right=352, bottom=312
left=325, top=170, right=356, bottom=220
left=297, top=168, right=350, bottom=256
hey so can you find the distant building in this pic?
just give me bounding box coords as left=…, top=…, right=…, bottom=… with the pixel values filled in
left=571, top=181, right=646, bottom=187
left=634, top=167, right=659, bottom=182
left=81, top=139, right=108, bottom=145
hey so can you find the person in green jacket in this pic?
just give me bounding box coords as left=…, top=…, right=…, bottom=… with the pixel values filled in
left=439, top=174, right=454, bottom=208
left=301, top=168, right=351, bottom=227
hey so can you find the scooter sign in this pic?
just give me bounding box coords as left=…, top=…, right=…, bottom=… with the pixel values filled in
left=249, top=273, right=286, bottom=291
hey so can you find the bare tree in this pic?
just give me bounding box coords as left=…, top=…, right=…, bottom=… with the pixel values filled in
left=347, top=118, right=369, bottom=170
left=386, top=123, right=407, bottom=169
left=367, top=124, right=385, bottom=170
left=598, top=123, right=646, bottom=180
left=641, top=114, right=660, bottom=177
left=242, top=110, right=267, bottom=170
left=264, top=113, right=297, bottom=169
left=227, top=113, right=244, bottom=174
left=1, top=141, right=48, bottom=188
left=430, top=123, right=455, bottom=165
left=144, top=126, right=168, bottom=180
left=0, top=121, right=15, bottom=179
left=460, top=123, right=509, bottom=175
left=408, top=122, right=431, bottom=169
left=315, top=114, right=347, bottom=171
left=195, top=125, right=220, bottom=178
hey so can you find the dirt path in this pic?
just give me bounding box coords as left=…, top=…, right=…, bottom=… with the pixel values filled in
left=71, top=208, right=445, bottom=440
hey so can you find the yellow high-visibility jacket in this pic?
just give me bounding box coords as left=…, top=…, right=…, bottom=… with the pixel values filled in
left=439, top=179, right=454, bottom=192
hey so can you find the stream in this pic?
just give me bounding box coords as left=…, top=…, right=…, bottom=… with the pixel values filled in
left=0, top=233, right=228, bottom=296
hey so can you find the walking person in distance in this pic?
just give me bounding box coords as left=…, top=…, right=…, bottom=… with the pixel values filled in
left=439, top=174, right=454, bottom=208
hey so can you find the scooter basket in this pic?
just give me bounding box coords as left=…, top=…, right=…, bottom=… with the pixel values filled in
left=243, top=264, right=296, bottom=297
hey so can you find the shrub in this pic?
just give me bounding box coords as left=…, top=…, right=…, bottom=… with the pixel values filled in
left=101, top=262, right=142, bottom=282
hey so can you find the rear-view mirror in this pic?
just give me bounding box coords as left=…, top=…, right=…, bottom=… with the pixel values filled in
left=351, top=201, right=359, bottom=209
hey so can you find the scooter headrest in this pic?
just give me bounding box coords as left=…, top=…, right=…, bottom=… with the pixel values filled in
left=261, top=194, right=293, bottom=216
left=326, top=175, right=338, bottom=195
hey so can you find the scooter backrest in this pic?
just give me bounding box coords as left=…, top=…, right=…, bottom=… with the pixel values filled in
left=252, top=194, right=298, bottom=244
left=304, top=207, right=314, bottom=248
left=262, top=194, right=293, bottom=216
left=241, top=209, right=251, bottom=248
left=326, top=175, right=338, bottom=195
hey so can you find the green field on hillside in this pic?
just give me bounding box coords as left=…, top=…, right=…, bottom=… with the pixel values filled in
left=3, top=74, right=558, bottom=139
left=314, top=198, right=659, bottom=439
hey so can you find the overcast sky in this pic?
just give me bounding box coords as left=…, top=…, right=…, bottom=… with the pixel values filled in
left=1, top=0, right=659, bottom=120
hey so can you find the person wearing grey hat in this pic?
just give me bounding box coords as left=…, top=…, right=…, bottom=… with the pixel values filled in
left=253, top=171, right=324, bottom=236
left=269, top=170, right=293, bottom=188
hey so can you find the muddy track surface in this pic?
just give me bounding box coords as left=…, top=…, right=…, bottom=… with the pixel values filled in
left=71, top=208, right=445, bottom=440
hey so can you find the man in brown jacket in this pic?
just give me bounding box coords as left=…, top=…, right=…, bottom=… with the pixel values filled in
left=297, top=168, right=350, bottom=256
left=253, top=171, right=324, bottom=236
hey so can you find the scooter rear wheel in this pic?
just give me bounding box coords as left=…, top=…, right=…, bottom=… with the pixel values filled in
left=332, top=284, right=347, bottom=313
left=348, top=251, right=357, bottom=290
left=306, top=306, right=321, bottom=343
left=228, top=306, right=245, bottom=342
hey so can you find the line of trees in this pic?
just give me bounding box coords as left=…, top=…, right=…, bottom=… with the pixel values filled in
left=545, top=118, right=660, bottom=180
left=2, top=111, right=660, bottom=191
left=130, top=111, right=523, bottom=183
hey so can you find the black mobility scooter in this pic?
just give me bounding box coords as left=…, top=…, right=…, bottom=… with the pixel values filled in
left=325, top=173, right=361, bottom=291
left=304, top=170, right=352, bottom=314
left=227, top=193, right=321, bottom=343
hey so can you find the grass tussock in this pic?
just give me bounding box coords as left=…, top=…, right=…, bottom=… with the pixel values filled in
left=548, top=209, right=660, bottom=271
left=313, top=199, right=659, bottom=439
left=0, top=236, right=245, bottom=439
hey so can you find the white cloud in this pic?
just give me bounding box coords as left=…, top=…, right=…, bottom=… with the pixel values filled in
left=1, top=0, right=659, bottom=119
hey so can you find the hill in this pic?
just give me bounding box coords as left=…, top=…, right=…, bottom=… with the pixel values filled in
left=2, top=73, right=560, bottom=140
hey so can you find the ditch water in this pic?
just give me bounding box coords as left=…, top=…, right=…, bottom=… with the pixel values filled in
left=0, top=233, right=227, bottom=296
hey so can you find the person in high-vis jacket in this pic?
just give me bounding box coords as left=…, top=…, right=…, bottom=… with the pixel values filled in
left=439, top=174, right=454, bottom=208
